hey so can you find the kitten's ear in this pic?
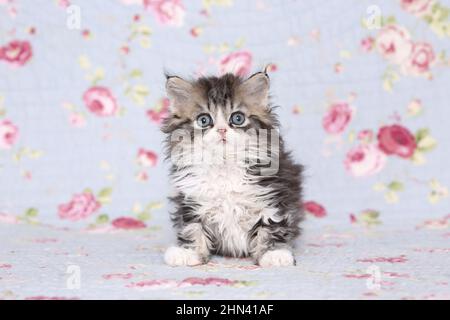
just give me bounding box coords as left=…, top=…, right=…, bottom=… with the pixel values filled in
left=240, top=72, right=270, bottom=107
left=165, top=76, right=193, bottom=110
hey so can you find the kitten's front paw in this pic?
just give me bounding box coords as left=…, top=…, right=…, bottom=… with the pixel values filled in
left=164, top=246, right=204, bottom=267
left=258, top=249, right=295, bottom=267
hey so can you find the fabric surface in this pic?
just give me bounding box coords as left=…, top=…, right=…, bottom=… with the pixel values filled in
left=1, top=218, right=449, bottom=300
left=1, top=0, right=450, bottom=299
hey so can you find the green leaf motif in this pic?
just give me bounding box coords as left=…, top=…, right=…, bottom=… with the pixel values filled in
left=83, top=188, right=93, bottom=194
left=233, top=280, right=258, bottom=288
left=415, top=128, right=429, bottom=142
left=96, top=214, right=109, bottom=224
left=382, top=68, right=399, bottom=92
left=418, top=136, right=437, bottom=152
left=137, top=212, right=151, bottom=221
left=25, top=208, right=39, bottom=217
left=384, top=16, right=396, bottom=26
left=129, top=69, right=143, bottom=78
left=415, top=128, right=437, bottom=153
left=422, top=3, right=450, bottom=37
left=388, top=181, right=404, bottom=192
left=359, top=210, right=382, bottom=226
left=98, top=187, right=112, bottom=198
left=97, top=187, right=113, bottom=204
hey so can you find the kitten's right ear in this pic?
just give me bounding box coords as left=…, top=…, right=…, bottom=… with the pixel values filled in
left=165, top=76, right=192, bottom=110
left=239, top=72, right=270, bottom=108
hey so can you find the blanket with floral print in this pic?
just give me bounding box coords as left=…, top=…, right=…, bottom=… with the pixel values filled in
left=1, top=216, right=449, bottom=300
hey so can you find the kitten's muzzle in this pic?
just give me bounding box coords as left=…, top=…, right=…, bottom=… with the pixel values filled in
left=217, top=128, right=227, bottom=142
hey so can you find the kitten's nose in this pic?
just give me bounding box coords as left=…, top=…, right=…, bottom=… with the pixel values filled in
left=217, top=128, right=227, bottom=135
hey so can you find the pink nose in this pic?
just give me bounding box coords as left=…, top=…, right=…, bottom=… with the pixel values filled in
left=217, top=128, right=227, bottom=135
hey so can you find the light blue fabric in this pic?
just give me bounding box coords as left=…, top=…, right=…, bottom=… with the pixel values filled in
left=0, top=0, right=449, bottom=299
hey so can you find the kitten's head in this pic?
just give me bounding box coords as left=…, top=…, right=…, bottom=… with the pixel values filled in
left=163, top=72, right=279, bottom=166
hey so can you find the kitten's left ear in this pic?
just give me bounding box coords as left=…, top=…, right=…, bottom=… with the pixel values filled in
left=240, top=72, right=270, bottom=107
left=165, top=75, right=193, bottom=112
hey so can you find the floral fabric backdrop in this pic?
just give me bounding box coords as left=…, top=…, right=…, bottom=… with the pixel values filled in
left=0, top=0, right=450, bottom=300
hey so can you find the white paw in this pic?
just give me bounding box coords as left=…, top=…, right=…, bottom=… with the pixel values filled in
left=164, top=246, right=203, bottom=267
left=258, top=249, right=295, bottom=267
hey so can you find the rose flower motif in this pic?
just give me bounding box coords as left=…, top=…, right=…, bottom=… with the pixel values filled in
left=322, top=102, right=354, bottom=135
left=147, top=98, right=170, bottom=124
left=112, top=217, right=146, bottom=230
left=144, top=0, right=185, bottom=27
left=0, top=120, right=19, bottom=149
left=375, top=25, right=412, bottom=65
left=83, top=86, right=118, bottom=117
left=345, top=144, right=387, bottom=177
left=401, top=42, right=436, bottom=76
left=0, top=40, right=33, bottom=67
left=399, top=0, right=434, bottom=17
left=219, top=51, right=253, bottom=77
left=304, top=201, right=327, bottom=218
left=137, top=149, right=158, bottom=167
left=58, top=192, right=101, bottom=221
left=377, top=124, right=417, bottom=158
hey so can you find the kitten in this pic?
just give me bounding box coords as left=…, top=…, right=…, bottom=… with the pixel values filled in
left=162, top=71, right=304, bottom=267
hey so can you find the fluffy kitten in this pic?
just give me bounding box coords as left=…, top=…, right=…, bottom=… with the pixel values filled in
left=162, top=71, right=304, bottom=267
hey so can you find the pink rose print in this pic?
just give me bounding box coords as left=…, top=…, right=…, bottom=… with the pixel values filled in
left=399, top=0, right=434, bottom=17
left=137, top=149, right=158, bottom=167
left=144, top=0, right=185, bottom=27
left=136, top=171, right=149, bottom=181
left=377, top=124, right=417, bottom=159
left=0, top=40, right=32, bottom=67
left=219, top=51, right=253, bottom=77
left=147, top=97, right=170, bottom=124
left=322, top=102, right=353, bottom=135
left=112, top=217, right=146, bottom=229
left=0, top=0, right=18, bottom=17
left=147, top=109, right=168, bottom=124
left=345, top=144, right=387, bottom=177
left=58, top=192, right=101, bottom=221
left=57, top=0, right=71, bottom=8
left=127, top=279, right=178, bottom=290
left=417, top=214, right=450, bottom=230
left=83, top=86, right=118, bottom=117
left=304, top=201, right=327, bottom=218
left=68, top=112, right=86, bottom=128
left=357, top=129, right=374, bottom=142
left=376, top=25, right=412, bottom=65
left=102, top=273, right=133, bottom=280
left=128, top=277, right=238, bottom=290
left=357, top=255, right=408, bottom=263
left=0, top=120, right=19, bottom=149
left=361, top=37, right=375, bottom=52
left=0, top=212, right=20, bottom=224
left=179, top=277, right=236, bottom=287
left=402, top=42, right=436, bottom=76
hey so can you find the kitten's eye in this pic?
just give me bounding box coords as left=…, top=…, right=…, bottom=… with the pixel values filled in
left=230, top=112, right=246, bottom=126
left=196, top=114, right=213, bottom=128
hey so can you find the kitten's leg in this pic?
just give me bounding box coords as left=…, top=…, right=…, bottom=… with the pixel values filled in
left=249, top=221, right=297, bottom=267
left=164, top=223, right=212, bottom=267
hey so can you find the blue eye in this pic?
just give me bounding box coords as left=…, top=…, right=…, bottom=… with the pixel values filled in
left=196, top=114, right=213, bottom=128
left=230, top=112, right=245, bottom=126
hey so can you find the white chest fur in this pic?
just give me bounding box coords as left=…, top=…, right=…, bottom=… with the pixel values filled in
left=172, top=163, right=277, bottom=257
